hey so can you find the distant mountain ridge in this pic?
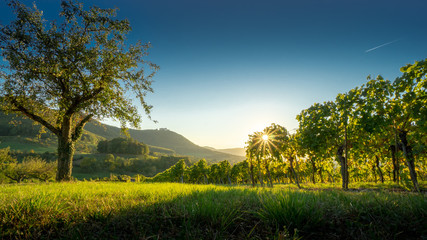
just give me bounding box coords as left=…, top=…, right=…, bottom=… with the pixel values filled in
left=85, top=122, right=244, bottom=163
left=204, top=146, right=246, bottom=157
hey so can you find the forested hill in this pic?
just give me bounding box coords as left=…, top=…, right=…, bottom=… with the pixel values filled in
left=0, top=112, right=244, bottom=163
left=85, top=122, right=244, bottom=163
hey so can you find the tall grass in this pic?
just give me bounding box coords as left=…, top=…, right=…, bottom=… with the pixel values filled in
left=0, top=182, right=426, bottom=239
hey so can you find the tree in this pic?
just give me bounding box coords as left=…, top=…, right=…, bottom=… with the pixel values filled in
left=0, top=1, right=158, bottom=181
left=281, top=133, right=302, bottom=189
left=25, top=156, right=57, bottom=182
left=187, top=159, right=209, bottom=184
left=246, top=123, right=302, bottom=188
left=297, top=100, right=353, bottom=189
left=218, top=160, right=232, bottom=184
left=170, top=159, right=186, bottom=183
left=246, top=131, right=266, bottom=187
left=230, top=160, right=250, bottom=184
left=1, top=154, right=56, bottom=183
left=389, top=60, right=427, bottom=192
left=356, top=76, right=399, bottom=183
left=0, top=147, right=17, bottom=183
left=262, top=123, right=291, bottom=187
left=245, top=136, right=258, bottom=187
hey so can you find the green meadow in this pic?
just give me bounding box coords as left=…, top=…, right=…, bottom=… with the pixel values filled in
left=1, top=182, right=426, bottom=239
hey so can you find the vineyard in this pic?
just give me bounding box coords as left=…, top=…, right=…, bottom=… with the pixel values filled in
left=144, top=59, right=427, bottom=192
left=1, top=60, right=426, bottom=192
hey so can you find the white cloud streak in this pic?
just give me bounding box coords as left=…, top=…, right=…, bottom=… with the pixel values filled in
left=365, top=39, right=400, bottom=53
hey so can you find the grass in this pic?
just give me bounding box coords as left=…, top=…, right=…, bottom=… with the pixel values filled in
left=0, top=136, right=57, bottom=153
left=71, top=171, right=114, bottom=180
left=0, top=182, right=426, bottom=239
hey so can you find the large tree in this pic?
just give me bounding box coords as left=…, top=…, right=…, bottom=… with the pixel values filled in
left=389, top=60, right=427, bottom=192
left=0, top=0, right=158, bottom=181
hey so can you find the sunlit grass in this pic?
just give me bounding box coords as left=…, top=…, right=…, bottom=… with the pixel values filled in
left=0, top=182, right=426, bottom=239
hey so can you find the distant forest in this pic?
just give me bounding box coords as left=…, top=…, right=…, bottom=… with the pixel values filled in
left=97, top=138, right=149, bottom=155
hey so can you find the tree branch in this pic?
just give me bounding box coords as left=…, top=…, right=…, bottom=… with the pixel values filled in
left=71, top=113, right=93, bottom=142
left=8, top=98, right=60, bottom=136
left=65, top=87, right=104, bottom=116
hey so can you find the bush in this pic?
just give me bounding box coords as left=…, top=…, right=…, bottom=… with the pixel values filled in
left=79, top=157, right=99, bottom=172
left=0, top=152, right=56, bottom=183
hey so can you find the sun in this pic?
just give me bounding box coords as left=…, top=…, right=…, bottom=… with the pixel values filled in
left=262, top=134, right=269, bottom=141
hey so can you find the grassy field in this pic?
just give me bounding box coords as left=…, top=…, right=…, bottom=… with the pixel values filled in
left=0, top=182, right=426, bottom=240
left=0, top=136, right=57, bottom=153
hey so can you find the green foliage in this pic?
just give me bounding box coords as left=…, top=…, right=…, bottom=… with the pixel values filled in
left=0, top=148, right=56, bottom=183
left=79, top=157, right=99, bottom=172
left=97, top=137, right=149, bottom=155
left=187, top=158, right=209, bottom=183
left=0, top=0, right=158, bottom=181
left=151, top=159, right=188, bottom=182
left=295, top=59, right=427, bottom=191
left=73, top=154, right=189, bottom=179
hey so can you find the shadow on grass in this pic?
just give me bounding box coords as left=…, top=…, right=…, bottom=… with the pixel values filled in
left=2, top=185, right=426, bottom=240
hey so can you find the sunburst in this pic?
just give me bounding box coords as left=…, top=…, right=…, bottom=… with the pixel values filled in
left=262, top=134, right=269, bottom=141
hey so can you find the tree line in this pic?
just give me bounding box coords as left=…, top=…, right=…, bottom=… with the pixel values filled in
left=76, top=154, right=190, bottom=177
left=144, top=60, right=426, bottom=191
left=97, top=137, right=149, bottom=155
left=243, top=60, right=426, bottom=191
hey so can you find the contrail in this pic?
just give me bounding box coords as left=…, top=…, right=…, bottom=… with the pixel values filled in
left=365, top=39, right=399, bottom=53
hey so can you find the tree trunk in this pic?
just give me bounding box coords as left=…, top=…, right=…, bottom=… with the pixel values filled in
left=265, top=162, right=273, bottom=187
left=326, top=169, right=335, bottom=183
left=56, top=115, right=76, bottom=182
left=289, top=157, right=301, bottom=189
left=375, top=155, right=384, bottom=183
left=398, top=130, right=420, bottom=192
left=390, top=144, right=399, bottom=183
left=337, top=145, right=348, bottom=190
left=257, top=156, right=264, bottom=187
left=344, top=126, right=349, bottom=189
left=394, top=130, right=400, bottom=183
left=372, top=164, right=377, bottom=183
left=310, top=159, right=316, bottom=184
left=319, top=167, right=324, bottom=183
left=56, top=136, right=75, bottom=181
left=249, top=160, right=255, bottom=187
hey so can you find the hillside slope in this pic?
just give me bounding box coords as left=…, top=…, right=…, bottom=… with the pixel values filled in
left=85, top=122, right=244, bottom=163
left=0, top=112, right=103, bottom=153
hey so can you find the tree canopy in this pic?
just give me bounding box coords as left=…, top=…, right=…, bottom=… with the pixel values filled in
left=0, top=0, right=158, bottom=181
left=97, top=137, right=149, bottom=155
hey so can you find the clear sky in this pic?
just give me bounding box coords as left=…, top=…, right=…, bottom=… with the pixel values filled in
left=1, top=0, right=427, bottom=149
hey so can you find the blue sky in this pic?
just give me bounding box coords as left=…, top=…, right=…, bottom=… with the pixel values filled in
left=1, top=0, right=427, bottom=148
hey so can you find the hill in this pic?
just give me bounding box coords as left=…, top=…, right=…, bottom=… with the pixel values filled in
left=85, top=122, right=244, bottom=163
left=0, top=112, right=244, bottom=163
